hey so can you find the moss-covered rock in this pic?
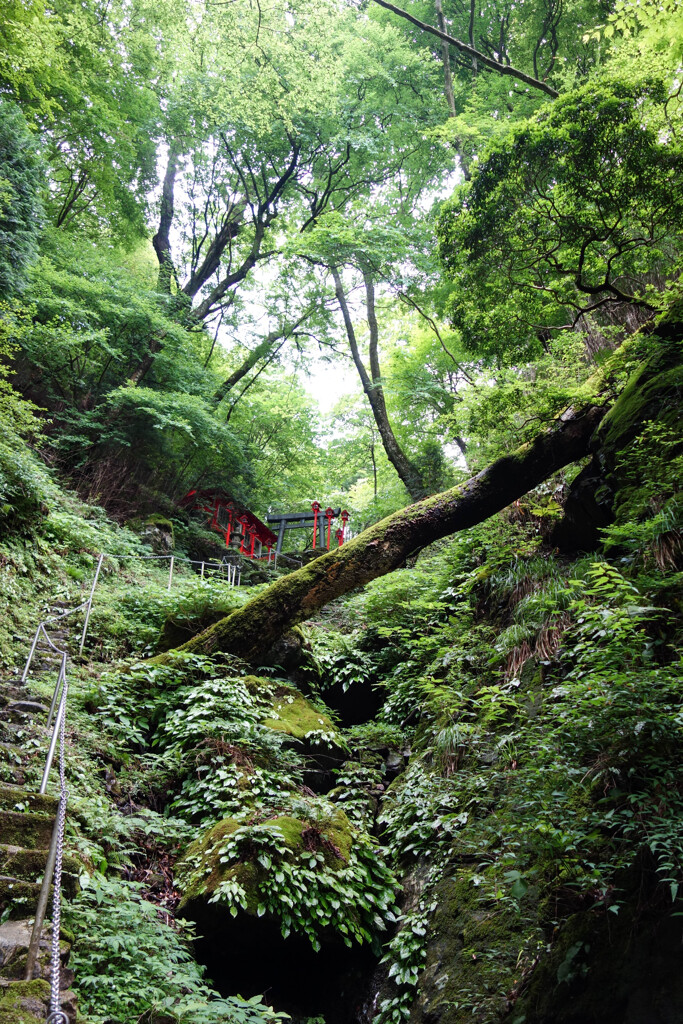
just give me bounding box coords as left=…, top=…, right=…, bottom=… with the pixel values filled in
left=513, top=898, right=683, bottom=1023
left=177, top=807, right=354, bottom=915
left=127, top=514, right=175, bottom=553
left=176, top=802, right=395, bottom=951
left=253, top=678, right=340, bottom=745
left=399, top=868, right=538, bottom=1024
left=158, top=604, right=239, bottom=652
left=0, top=978, right=51, bottom=1023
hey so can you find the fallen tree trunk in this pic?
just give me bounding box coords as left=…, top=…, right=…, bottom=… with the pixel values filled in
left=163, top=402, right=605, bottom=663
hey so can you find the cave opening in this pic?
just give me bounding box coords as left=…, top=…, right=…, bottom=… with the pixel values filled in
left=192, top=902, right=379, bottom=1024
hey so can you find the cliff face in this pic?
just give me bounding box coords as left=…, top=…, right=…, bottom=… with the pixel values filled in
left=1, top=325, right=681, bottom=1024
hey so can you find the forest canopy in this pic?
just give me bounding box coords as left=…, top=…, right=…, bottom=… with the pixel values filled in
left=1, top=3, right=683, bottom=1024
left=0, top=0, right=680, bottom=526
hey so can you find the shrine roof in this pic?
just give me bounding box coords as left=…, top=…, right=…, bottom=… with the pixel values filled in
left=179, top=488, right=277, bottom=546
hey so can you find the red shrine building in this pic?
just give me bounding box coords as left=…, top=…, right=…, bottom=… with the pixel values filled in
left=179, top=489, right=277, bottom=560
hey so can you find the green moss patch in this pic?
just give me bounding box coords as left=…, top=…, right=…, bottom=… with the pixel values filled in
left=256, top=680, right=340, bottom=744
left=0, top=979, right=51, bottom=1024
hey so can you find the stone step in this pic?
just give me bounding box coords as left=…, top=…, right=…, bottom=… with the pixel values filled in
left=0, top=812, right=55, bottom=850
left=0, top=722, right=35, bottom=745
left=0, top=707, right=46, bottom=727
left=0, top=786, right=57, bottom=817
left=0, top=877, right=43, bottom=918
left=7, top=703, right=47, bottom=717
left=0, top=977, right=78, bottom=1022
left=0, top=918, right=72, bottom=986
left=0, top=919, right=38, bottom=979
left=0, top=744, right=23, bottom=767
left=0, top=847, right=80, bottom=897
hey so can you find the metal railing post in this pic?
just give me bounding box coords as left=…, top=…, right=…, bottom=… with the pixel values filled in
left=79, top=553, right=104, bottom=655
left=40, top=692, right=66, bottom=796
left=168, top=555, right=174, bottom=591
left=21, top=623, right=44, bottom=683
left=46, top=657, right=66, bottom=731
left=24, top=814, right=60, bottom=981
left=200, top=561, right=205, bottom=580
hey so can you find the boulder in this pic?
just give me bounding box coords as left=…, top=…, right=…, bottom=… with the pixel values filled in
left=176, top=807, right=384, bottom=1022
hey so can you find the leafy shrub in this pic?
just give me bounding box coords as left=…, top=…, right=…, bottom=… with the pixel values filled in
left=66, top=874, right=289, bottom=1024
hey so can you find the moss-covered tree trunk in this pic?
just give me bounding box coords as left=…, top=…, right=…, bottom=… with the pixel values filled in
left=160, top=402, right=604, bottom=664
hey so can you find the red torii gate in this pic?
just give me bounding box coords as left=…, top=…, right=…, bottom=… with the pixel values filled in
left=265, top=502, right=350, bottom=555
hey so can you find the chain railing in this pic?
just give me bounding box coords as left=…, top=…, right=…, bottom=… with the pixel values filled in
left=19, top=548, right=245, bottom=1003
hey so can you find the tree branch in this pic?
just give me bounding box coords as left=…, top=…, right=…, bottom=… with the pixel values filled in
left=370, top=0, right=559, bottom=98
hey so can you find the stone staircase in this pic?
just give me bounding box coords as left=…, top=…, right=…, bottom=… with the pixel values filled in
left=0, top=610, right=81, bottom=1022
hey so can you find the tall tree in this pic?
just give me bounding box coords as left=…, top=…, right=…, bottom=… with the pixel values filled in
left=331, top=266, right=428, bottom=500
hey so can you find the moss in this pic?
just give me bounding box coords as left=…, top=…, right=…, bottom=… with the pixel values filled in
left=514, top=898, right=683, bottom=1024
left=0, top=979, right=51, bottom=1023
left=0, top=811, right=54, bottom=849
left=409, top=869, right=537, bottom=1024
left=0, top=785, right=57, bottom=816
left=261, top=684, right=339, bottom=742
left=238, top=675, right=342, bottom=746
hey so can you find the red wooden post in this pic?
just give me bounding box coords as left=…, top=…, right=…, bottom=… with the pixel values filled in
left=311, top=501, right=321, bottom=549
left=248, top=525, right=257, bottom=558
left=238, top=515, right=249, bottom=554
left=325, top=507, right=334, bottom=550
left=335, top=527, right=344, bottom=547
left=225, top=512, right=233, bottom=548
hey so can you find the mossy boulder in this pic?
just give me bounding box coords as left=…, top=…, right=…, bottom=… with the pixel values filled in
left=249, top=677, right=340, bottom=746
left=158, top=602, right=240, bottom=652
left=176, top=805, right=394, bottom=1019
left=177, top=807, right=354, bottom=917
left=0, top=979, right=52, bottom=1023
left=392, top=867, right=537, bottom=1024
left=127, top=514, right=174, bottom=553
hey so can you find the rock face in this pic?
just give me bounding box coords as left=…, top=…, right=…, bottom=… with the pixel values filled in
left=553, top=322, right=682, bottom=553
left=127, top=514, right=175, bottom=552
left=514, top=896, right=683, bottom=1023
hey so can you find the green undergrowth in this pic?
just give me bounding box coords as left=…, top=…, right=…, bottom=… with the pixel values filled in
left=322, top=514, right=683, bottom=1023
left=65, top=874, right=289, bottom=1024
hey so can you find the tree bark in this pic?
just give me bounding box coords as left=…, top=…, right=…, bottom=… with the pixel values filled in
left=211, top=309, right=316, bottom=406
left=160, top=401, right=604, bottom=664
left=332, top=267, right=427, bottom=501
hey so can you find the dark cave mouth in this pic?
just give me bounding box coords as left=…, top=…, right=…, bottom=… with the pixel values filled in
left=192, top=904, right=379, bottom=1024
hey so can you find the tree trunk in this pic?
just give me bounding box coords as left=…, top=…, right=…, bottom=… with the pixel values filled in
left=332, top=267, right=427, bottom=501
left=212, top=309, right=315, bottom=406
left=159, top=401, right=604, bottom=664
left=152, top=145, right=180, bottom=293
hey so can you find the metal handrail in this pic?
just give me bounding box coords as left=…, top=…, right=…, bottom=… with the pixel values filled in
left=20, top=546, right=254, bottom=990
left=24, top=624, right=70, bottom=1010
